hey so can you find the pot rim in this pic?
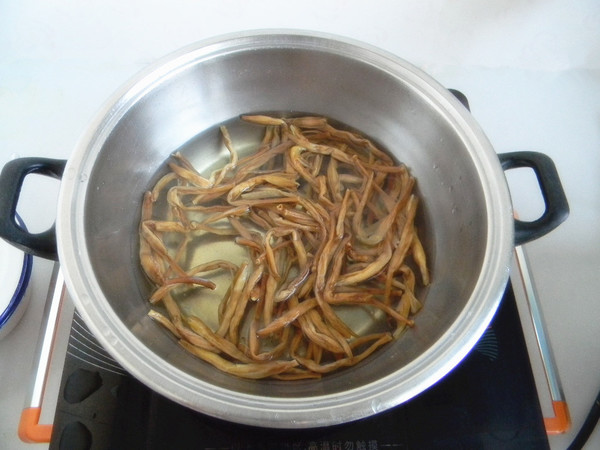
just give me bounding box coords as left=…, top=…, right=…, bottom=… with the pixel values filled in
left=56, top=29, right=514, bottom=428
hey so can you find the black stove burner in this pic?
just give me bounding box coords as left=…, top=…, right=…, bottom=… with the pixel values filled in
left=49, top=284, right=549, bottom=450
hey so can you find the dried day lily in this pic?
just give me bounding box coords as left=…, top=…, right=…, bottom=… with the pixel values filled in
left=139, top=114, right=429, bottom=379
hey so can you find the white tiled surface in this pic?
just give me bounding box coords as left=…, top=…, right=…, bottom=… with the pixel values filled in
left=1, top=1, right=599, bottom=448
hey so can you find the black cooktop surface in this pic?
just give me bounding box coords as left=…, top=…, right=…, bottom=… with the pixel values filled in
left=49, top=283, right=549, bottom=450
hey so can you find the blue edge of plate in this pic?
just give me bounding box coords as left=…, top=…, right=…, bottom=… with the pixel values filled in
left=0, top=214, right=34, bottom=329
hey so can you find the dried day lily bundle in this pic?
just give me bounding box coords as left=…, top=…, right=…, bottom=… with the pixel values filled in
left=139, top=115, right=430, bottom=380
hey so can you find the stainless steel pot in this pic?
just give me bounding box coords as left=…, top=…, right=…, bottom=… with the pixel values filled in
left=0, top=31, right=568, bottom=428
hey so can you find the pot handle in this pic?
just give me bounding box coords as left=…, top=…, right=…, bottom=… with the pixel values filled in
left=498, top=151, right=569, bottom=246
left=0, top=157, right=66, bottom=261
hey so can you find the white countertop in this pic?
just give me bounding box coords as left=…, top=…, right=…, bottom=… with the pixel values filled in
left=1, top=1, right=599, bottom=448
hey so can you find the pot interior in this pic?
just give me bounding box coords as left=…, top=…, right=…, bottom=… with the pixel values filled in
left=74, top=34, right=504, bottom=419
